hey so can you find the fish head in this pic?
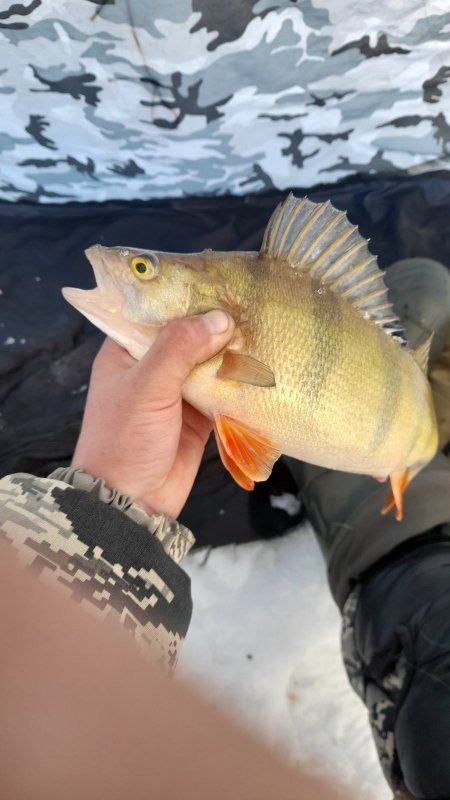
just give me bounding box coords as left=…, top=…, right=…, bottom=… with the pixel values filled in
left=62, top=244, right=199, bottom=359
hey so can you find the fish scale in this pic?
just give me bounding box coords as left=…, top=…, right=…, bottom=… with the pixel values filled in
left=186, top=262, right=425, bottom=473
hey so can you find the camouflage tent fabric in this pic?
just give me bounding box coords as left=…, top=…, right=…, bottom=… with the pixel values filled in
left=0, top=0, right=449, bottom=203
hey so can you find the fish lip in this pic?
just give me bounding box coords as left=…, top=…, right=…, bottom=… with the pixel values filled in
left=84, top=244, right=123, bottom=301
left=62, top=244, right=126, bottom=320
left=61, top=284, right=102, bottom=311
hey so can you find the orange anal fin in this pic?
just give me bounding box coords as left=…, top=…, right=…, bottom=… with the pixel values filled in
left=381, top=469, right=413, bottom=522
left=214, top=427, right=254, bottom=491
left=214, top=414, right=281, bottom=486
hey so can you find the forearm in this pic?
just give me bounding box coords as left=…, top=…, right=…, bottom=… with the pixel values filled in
left=0, top=470, right=194, bottom=669
left=0, top=549, right=352, bottom=800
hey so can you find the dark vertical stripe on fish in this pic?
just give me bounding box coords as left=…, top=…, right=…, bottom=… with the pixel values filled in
left=402, top=372, right=434, bottom=464
left=406, top=401, right=436, bottom=464
left=423, top=413, right=437, bottom=455
left=301, top=281, right=343, bottom=414
left=369, top=338, right=402, bottom=452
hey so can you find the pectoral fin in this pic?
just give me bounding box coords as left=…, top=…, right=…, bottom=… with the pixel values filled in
left=214, top=414, right=281, bottom=489
left=381, top=466, right=419, bottom=521
left=217, top=351, right=276, bottom=387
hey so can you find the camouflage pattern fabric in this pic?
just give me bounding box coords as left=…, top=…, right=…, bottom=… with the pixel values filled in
left=0, top=0, right=449, bottom=203
left=0, top=472, right=194, bottom=669
left=50, top=465, right=195, bottom=563
left=342, top=587, right=409, bottom=796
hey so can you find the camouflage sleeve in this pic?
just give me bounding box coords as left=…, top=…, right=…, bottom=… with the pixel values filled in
left=0, top=470, right=195, bottom=670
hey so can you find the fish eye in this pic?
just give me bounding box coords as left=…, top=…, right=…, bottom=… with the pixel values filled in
left=130, top=255, right=157, bottom=281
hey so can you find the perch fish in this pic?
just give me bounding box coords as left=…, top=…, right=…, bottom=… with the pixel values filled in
left=63, top=195, right=438, bottom=520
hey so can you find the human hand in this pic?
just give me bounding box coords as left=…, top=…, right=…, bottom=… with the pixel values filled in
left=72, top=310, right=234, bottom=519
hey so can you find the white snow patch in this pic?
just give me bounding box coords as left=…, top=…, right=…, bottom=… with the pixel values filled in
left=270, top=492, right=301, bottom=516
left=181, top=524, right=389, bottom=799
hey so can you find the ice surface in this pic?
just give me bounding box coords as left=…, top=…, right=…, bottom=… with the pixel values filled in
left=180, top=523, right=390, bottom=799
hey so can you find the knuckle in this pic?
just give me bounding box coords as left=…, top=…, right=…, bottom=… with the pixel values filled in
left=164, top=320, right=188, bottom=351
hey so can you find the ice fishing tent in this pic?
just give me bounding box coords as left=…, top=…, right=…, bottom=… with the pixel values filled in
left=1, top=2, right=450, bottom=797
left=1, top=0, right=449, bottom=545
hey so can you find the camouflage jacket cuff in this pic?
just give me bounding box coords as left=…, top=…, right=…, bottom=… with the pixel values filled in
left=49, top=467, right=195, bottom=564
left=0, top=473, right=194, bottom=669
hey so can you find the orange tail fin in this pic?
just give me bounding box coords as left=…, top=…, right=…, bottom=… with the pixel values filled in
left=381, top=466, right=420, bottom=522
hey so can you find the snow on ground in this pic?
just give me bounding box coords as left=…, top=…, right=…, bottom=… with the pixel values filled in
left=180, top=521, right=390, bottom=799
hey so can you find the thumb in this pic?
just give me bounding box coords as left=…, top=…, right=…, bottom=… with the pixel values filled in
left=135, top=309, right=235, bottom=399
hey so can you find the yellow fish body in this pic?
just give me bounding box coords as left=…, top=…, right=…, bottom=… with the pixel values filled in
left=63, top=195, right=438, bottom=520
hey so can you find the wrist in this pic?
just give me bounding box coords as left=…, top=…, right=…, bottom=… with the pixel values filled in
left=52, top=465, right=146, bottom=514
left=71, top=448, right=155, bottom=515
left=48, top=467, right=195, bottom=563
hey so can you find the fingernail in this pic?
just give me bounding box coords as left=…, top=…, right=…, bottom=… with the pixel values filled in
left=202, top=309, right=231, bottom=334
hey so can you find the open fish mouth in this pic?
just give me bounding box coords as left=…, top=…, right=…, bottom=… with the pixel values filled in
left=62, top=244, right=155, bottom=359
left=63, top=244, right=125, bottom=317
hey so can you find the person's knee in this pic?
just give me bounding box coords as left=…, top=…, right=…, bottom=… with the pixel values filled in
left=352, top=539, right=450, bottom=798
left=395, top=643, right=450, bottom=799
left=396, top=599, right=450, bottom=799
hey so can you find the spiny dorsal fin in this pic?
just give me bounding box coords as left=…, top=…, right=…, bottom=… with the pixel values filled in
left=261, top=193, right=405, bottom=342
left=413, top=333, right=433, bottom=373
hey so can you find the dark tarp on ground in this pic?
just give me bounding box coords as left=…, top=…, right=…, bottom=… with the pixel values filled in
left=1, top=171, right=450, bottom=548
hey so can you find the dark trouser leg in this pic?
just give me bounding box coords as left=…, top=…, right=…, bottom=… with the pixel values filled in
left=344, top=531, right=450, bottom=799
left=288, top=453, right=450, bottom=609
left=286, top=453, right=450, bottom=798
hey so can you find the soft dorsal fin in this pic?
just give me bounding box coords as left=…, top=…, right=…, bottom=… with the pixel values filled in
left=413, top=333, right=433, bottom=373
left=261, top=193, right=405, bottom=341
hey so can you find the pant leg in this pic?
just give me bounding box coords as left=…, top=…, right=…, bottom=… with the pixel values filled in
left=285, top=453, right=450, bottom=798
left=343, top=531, right=450, bottom=799
left=286, top=453, right=450, bottom=610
